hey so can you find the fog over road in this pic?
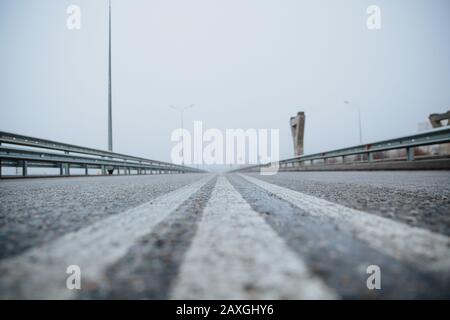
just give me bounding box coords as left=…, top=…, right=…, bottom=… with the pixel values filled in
left=0, top=171, right=449, bottom=299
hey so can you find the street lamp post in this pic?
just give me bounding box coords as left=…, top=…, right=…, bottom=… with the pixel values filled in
left=169, top=104, right=195, bottom=165
left=107, top=0, right=113, bottom=152
left=344, top=100, right=363, bottom=144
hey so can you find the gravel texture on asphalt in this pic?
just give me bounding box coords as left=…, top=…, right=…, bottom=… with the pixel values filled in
left=80, top=177, right=218, bottom=299
left=0, top=174, right=211, bottom=259
left=228, top=174, right=450, bottom=299
left=244, top=171, right=450, bottom=236
left=1, top=171, right=449, bottom=299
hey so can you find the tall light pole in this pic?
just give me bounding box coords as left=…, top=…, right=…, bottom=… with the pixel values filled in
left=169, top=104, right=195, bottom=165
left=107, top=0, right=113, bottom=151
left=344, top=100, right=363, bottom=144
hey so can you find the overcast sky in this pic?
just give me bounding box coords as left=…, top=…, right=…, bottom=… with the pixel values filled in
left=1, top=0, right=449, bottom=167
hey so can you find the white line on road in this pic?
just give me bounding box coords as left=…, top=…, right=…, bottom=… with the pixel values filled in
left=0, top=175, right=214, bottom=299
left=239, top=174, right=450, bottom=272
left=170, top=176, right=337, bottom=299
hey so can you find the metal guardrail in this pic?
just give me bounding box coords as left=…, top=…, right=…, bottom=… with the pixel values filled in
left=233, top=126, right=450, bottom=172
left=0, top=131, right=205, bottom=177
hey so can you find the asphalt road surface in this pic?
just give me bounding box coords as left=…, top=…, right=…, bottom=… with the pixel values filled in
left=0, top=171, right=449, bottom=299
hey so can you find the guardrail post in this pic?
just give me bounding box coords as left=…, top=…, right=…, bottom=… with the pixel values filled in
left=22, top=161, right=28, bottom=176
left=407, top=147, right=415, bottom=161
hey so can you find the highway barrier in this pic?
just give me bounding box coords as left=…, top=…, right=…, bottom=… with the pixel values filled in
left=0, top=131, right=205, bottom=178
left=233, top=126, right=450, bottom=172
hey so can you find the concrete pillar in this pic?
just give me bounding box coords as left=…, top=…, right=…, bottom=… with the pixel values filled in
left=85, top=164, right=89, bottom=175
left=290, top=111, right=305, bottom=156
left=368, top=152, right=373, bottom=162
left=101, top=165, right=106, bottom=175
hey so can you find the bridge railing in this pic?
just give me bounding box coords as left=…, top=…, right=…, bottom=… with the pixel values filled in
left=0, top=131, right=205, bottom=177
left=233, top=126, right=450, bottom=172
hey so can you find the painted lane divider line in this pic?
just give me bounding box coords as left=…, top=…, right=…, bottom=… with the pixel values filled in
left=170, top=176, right=337, bottom=299
left=239, top=174, right=450, bottom=273
left=0, top=175, right=215, bottom=299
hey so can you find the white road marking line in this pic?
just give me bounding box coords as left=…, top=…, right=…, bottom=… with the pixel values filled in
left=239, top=174, right=450, bottom=272
left=170, top=176, right=337, bottom=300
left=0, top=175, right=214, bottom=299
